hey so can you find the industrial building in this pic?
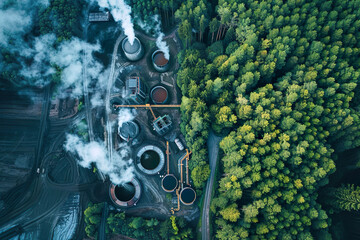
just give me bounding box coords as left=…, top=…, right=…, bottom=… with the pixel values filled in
left=153, top=115, right=172, bottom=135
left=125, top=77, right=147, bottom=104
left=107, top=35, right=196, bottom=214
left=89, top=12, right=110, bottom=22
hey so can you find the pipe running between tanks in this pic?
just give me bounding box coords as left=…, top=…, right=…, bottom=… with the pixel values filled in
left=171, top=180, right=181, bottom=214
left=179, top=150, right=192, bottom=185
left=186, top=154, right=190, bottom=186
left=166, top=141, right=170, bottom=175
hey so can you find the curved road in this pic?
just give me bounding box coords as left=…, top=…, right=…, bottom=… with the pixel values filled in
left=202, top=131, right=222, bottom=240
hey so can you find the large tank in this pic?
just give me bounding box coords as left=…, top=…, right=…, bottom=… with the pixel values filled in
left=150, top=86, right=168, bottom=104
left=180, top=187, right=196, bottom=205
left=152, top=50, right=170, bottom=72
left=109, top=178, right=141, bottom=207
left=119, top=121, right=139, bottom=141
left=161, top=174, right=178, bottom=192
left=136, top=145, right=165, bottom=175
left=122, top=36, right=144, bottom=61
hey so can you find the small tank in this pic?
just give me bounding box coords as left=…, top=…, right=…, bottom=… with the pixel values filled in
left=150, top=86, right=168, bottom=104
left=162, top=174, right=178, bottom=192
left=180, top=187, right=196, bottom=205
left=122, top=36, right=144, bottom=61
left=152, top=50, right=170, bottom=72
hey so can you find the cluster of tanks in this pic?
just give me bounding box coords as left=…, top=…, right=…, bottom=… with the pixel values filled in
left=109, top=36, right=196, bottom=209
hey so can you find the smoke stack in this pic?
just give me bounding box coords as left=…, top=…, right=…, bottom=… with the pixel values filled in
left=96, top=0, right=135, bottom=44
left=121, top=36, right=144, bottom=61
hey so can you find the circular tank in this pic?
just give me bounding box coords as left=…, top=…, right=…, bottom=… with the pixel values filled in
left=162, top=174, right=178, bottom=192
left=150, top=86, right=168, bottom=104
left=115, top=183, right=135, bottom=201
left=152, top=50, right=170, bottom=72
left=109, top=178, right=141, bottom=207
left=180, top=187, right=196, bottom=205
left=122, top=36, right=144, bottom=61
left=119, top=121, right=139, bottom=141
left=136, top=145, right=165, bottom=175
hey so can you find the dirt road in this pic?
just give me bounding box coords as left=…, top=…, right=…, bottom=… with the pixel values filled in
left=202, top=131, right=222, bottom=240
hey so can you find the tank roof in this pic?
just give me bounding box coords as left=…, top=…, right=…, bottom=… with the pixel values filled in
left=89, top=12, right=110, bottom=22
left=180, top=187, right=196, bottom=204
left=119, top=121, right=138, bottom=139
left=151, top=86, right=168, bottom=103
left=162, top=174, right=177, bottom=191
left=123, top=37, right=140, bottom=54
left=153, top=51, right=169, bottom=66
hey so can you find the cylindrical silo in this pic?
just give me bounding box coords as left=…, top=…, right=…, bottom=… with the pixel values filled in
left=152, top=50, right=170, bottom=72
left=122, top=36, right=144, bottom=61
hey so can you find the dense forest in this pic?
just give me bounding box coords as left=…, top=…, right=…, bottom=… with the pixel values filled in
left=172, top=0, right=360, bottom=239
left=84, top=203, right=194, bottom=239
left=3, top=0, right=360, bottom=238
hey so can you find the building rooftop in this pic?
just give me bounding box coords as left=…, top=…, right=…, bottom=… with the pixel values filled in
left=89, top=12, right=110, bottom=22
left=153, top=115, right=172, bottom=135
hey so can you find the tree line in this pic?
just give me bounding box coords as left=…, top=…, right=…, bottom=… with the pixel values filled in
left=173, top=0, right=360, bottom=239
left=84, top=203, right=194, bottom=239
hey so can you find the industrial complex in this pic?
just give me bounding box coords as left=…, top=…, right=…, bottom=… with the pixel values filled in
left=96, top=24, right=197, bottom=215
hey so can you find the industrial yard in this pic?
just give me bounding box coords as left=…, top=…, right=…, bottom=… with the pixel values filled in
left=98, top=27, right=199, bottom=217
left=3, top=0, right=360, bottom=239
left=0, top=6, right=198, bottom=239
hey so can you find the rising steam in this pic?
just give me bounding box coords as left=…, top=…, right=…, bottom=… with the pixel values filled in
left=118, top=108, right=136, bottom=128
left=97, top=0, right=135, bottom=44
left=136, top=15, right=169, bottom=60
left=65, top=134, right=134, bottom=185
left=0, top=0, right=48, bottom=47
left=153, top=15, right=170, bottom=60
left=19, top=35, right=104, bottom=97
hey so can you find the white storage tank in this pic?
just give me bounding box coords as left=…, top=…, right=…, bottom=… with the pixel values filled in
left=122, top=36, right=144, bottom=61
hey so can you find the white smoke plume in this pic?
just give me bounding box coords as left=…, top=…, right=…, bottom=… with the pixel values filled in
left=0, top=0, right=48, bottom=47
left=19, top=35, right=104, bottom=97
left=91, top=92, right=104, bottom=107
left=153, top=15, right=170, bottom=60
left=156, top=32, right=170, bottom=60
left=118, top=108, right=136, bottom=128
left=97, top=0, right=135, bottom=44
left=136, top=15, right=169, bottom=60
left=65, top=134, right=134, bottom=185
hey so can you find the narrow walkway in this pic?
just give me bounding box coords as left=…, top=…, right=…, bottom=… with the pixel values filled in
left=202, top=131, right=222, bottom=240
